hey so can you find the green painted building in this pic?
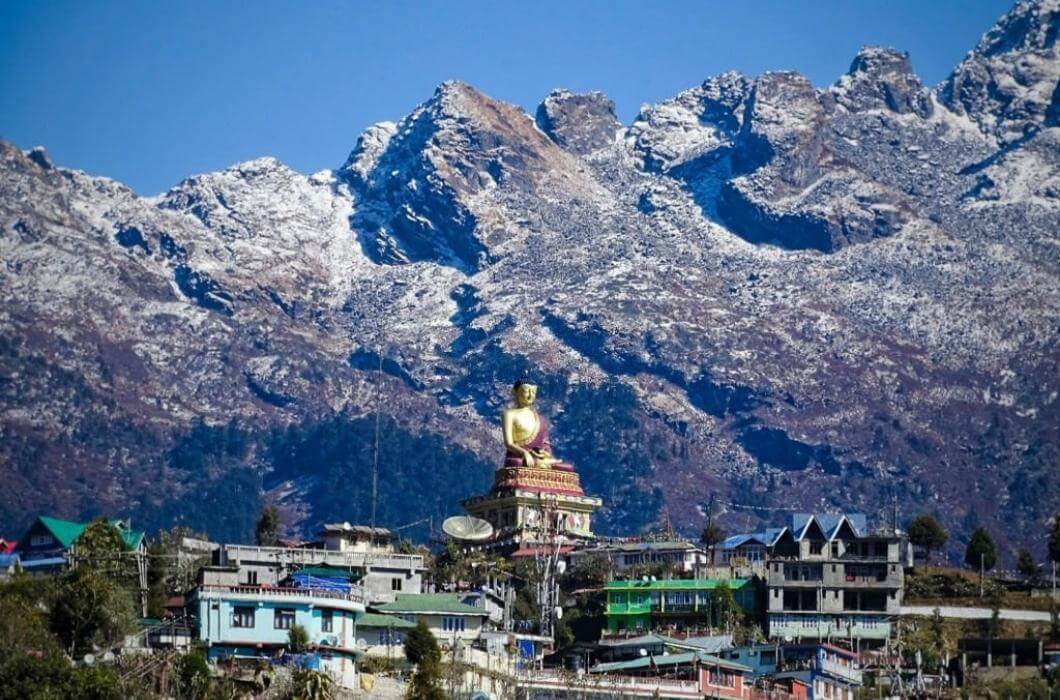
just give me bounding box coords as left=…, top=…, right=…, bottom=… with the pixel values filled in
left=605, top=578, right=759, bottom=633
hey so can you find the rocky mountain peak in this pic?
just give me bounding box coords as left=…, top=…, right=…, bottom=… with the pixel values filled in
left=1, top=1, right=1057, bottom=561
left=740, top=71, right=826, bottom=186
left=535, top=89, right=620, bottom=155
left=940, top=0, right=1059, bottom=142
left=834, top=46, right=933, bottom=117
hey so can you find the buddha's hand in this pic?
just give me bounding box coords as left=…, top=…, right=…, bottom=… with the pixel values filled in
left=523, top=453, right=536, bottom=468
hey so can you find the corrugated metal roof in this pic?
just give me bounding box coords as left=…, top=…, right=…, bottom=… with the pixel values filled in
left=375, top=593, right=488, bottom=616
left=605, top=578, right=750, bottom=591
left=358, top=612, right=417, bottom=629
left=32, top=516, right=144, bottom=551
left=591, top=650, right=751, bottom=674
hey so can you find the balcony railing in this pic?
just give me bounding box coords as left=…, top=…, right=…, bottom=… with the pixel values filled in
left=196, top=584, right=366, bottom=605
left=221, top=544, right=425, bottom=572
left=820, top=657, right=863, bottom=683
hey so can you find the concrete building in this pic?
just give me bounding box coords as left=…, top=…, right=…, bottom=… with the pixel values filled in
left=589, top=650, right=755, bottom=699
left=711, top=529, right=785, bottom=574
left=717, top=643, right=863, bottom=700
left=355, top=612, right=417, bottom=659
left=188, top=568, right=367, bottom=691
left=374, top=592, right=491, bottom=644
left=766, top=514, right=907, bottom=646
left=215, top=522, right=426, bottom=603
left=569, top=539, right=707, bottom=574
left=605, top=578, right=759, bottom=635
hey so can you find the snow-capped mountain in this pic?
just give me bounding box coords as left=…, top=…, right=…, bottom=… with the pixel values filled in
left=1, top=0, right=1057, bottom=559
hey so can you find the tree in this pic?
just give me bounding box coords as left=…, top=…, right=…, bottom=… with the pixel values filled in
left=48, top=566, right=138, bottom=655
left=1017, top=548, right=1041, bottom=581
left=711, top=581, right=740, bottom=631
left=75, top=519, right=138, bottom=585
left=964, top=527, right=998, bottom=572
left=404, top=620, right=444, bottom=700
left=288, top=624, right=309, bottom=653
left=174, top=651, right=211, bottom=700
left=255, top=506, right=280, bottom=546
left=1049, top=514, right=1060, bottom=566
left=907, top=514, right=949, bottom=562
left=701, top=522, right=726, bottom=548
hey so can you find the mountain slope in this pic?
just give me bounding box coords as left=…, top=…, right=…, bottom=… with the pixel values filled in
left=1, top=0, right=1057, bottom=560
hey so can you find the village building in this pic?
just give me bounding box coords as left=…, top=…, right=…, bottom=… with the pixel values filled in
left=13, top=515, right=146, bottom=576
left=373, top=592, right=491, bottom=644
left=604, top=578, right=759, bottom=635
left=214, top=522, right=426, bottom=603
left=766, top=513, right=908, bottom=647
left=709, top=529, right=785, bottom=575
left=586, top=651, right=755, bottom=699
left=354, top=612, right=418, bottom=658
left=717, top=643, right=862, bottom=700
left=569, top=538, right=706, bottom=574
left=189, top=565, right=366, bottom=690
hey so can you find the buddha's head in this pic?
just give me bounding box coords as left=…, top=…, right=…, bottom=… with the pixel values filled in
left=512, top=380, right=537, bottom=408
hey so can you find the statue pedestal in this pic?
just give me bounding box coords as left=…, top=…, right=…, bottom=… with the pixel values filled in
left=461, top=466, right=602, bottom=554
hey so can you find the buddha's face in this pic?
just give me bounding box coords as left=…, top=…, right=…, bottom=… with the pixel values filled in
left=513, top=383, right=537, bottom=407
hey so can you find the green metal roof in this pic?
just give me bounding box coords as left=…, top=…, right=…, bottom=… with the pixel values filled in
left=605, top=578, right=750, bottom=591
left=591, top=651, right=751, bottom=675
left=374, top=593, right=488, bottom=616
left=295, top=565, right=362, bottom=580
left=358, top=613, right=417, bottom=629
left=34, top=516, right=144, bottom=551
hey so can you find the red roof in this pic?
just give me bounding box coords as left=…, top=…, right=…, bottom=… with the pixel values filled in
left=0, top=540, right=16, bottom=554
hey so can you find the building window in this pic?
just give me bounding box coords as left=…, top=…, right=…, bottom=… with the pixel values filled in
left=810, top=541, right=823, bottom=555
left=247, top=571, right=258, bottom=585
left=30, top=534, right=53, bottom=547
left=322, top=610, right=334, bottom=633
left=391, top=578, right=403, bottom=592
left=232, top=606, right=255, bottom=628
left=274, top=608, right=295, bottom=630
left=441, top=616, right=467, bottom=632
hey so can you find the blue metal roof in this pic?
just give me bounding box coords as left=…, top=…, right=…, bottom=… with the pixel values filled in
left=791, top=513, right=866, bottom=539
left=719, top=528, right=785, bottom=550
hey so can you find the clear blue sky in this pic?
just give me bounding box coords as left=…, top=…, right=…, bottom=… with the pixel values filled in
left=1, top=1, right=1012, bottom=195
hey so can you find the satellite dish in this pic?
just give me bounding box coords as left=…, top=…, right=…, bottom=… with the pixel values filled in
left=102, top=651, right=115, bottom=663
left=784, top=635, right=794, bottom=643
left=355, top=638, right=368, bottom=650
left=83, top=653, right=95, bottom=666
left=443, top=516, right=494, bottom=542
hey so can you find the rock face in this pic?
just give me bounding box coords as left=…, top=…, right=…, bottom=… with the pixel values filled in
left=1, top=1, right=1058, bottom=560
left=940, top=0, right=1059, bottom=142
left=536, top=89, right=621, bottom=155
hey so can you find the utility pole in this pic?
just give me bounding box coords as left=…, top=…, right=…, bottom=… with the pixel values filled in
left=980, top=553, right=985, bottom=598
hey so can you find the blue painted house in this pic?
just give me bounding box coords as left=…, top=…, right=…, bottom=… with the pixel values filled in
left=189, top=566, right=366, bottom=690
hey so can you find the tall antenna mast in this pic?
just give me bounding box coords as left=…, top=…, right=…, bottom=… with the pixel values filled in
left=371, top=350, right=383, bottom=531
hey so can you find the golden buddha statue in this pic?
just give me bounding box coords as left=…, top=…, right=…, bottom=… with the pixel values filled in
left=502, top=381, right=574, bottom=472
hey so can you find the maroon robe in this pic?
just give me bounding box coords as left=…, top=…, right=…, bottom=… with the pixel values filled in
left=504, top=413, right=574, bottom=471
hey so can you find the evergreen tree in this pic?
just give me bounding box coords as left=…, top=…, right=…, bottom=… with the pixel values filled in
left=404, top=620, right=444, bottom=700
left=907, top=514, right=949, bottom=562
left=711, top=581, right=740, bottom=631
left=255, top=506, right=280, bottom=546
left=964, top=527, right=997, bottom=572
left=1049, top=514, right=1060, bottom=566
left=1016, top=548, right=1041, bottom=581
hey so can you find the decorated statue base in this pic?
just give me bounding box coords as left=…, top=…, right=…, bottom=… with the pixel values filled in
left=460, top=381, right=602, bottom=554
